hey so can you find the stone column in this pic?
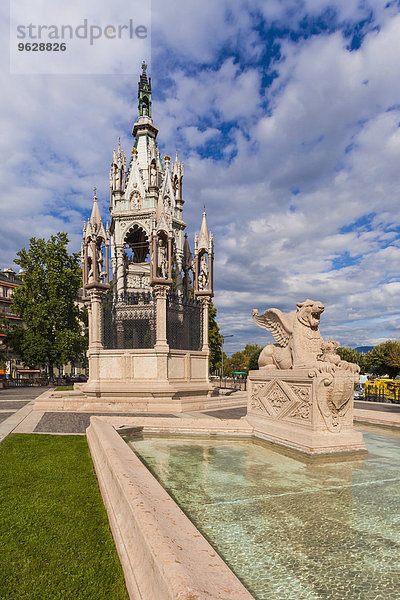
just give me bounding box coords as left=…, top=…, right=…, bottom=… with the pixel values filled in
left=88, top=289, right=104, bottom=350
left=87, top=303, right=93, bottom=348
left=175, top=251, right=183, bottom=296
left=200, top=297, right=210, bottom=352
left=116, top=320, right=124, bottom=349
left=110, top=243, right=116, bottom=288
left=105, top=240, right=110, bottom=283
left=154, top=284, right=169, bottom=350
left=85, top=282, right=109, bottom=385
left=83, top=246, right=88, bottom=298
left=116, top=246, right=124, bottom=297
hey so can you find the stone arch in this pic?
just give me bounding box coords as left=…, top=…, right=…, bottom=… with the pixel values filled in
left=124, top=224, right=149, bottom=263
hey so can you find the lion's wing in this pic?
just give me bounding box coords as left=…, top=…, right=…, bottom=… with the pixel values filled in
left=251, top=308, right=293, bottom=347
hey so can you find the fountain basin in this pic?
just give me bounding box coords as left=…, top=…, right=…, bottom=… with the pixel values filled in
left=87, top=416, right=255, bottom=600
left=87, top=416, right=399, bottom=600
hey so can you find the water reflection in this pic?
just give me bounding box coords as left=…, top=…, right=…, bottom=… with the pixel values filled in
left=127, top=426, right=400, bottom=600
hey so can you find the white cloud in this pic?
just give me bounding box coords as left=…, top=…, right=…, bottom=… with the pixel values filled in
left=180, top=126, right=220, bottom=146
left=1, top=0, right=400, bottom=352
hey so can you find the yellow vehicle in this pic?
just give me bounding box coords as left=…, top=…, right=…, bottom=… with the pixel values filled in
left=364, top=378, right=400, bottom=402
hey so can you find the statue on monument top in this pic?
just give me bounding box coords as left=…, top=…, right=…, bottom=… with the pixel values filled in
left=198, top=255, right=208, bottom=291
left=157, top=238, right=168, bottom=279
left=252, top=299, right=359, bottom=375
left=150, top=163, right=157, bottom=187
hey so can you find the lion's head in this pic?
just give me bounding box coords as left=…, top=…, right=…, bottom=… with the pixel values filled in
left=296, top=299, right=325, bottom=329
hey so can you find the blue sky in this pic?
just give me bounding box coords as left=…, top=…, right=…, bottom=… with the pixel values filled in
left=2, top=0, right=400, bottom=354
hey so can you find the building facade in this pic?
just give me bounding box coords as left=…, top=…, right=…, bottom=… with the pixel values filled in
left=0, top=268, right=24, bottom=379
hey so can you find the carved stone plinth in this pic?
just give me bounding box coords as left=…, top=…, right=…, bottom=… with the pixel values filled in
left=246, top=368, right=366, bottom=455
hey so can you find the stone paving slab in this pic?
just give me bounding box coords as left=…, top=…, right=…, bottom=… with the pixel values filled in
left=0, top=412, right=15, bottom=424
left=0, top=401, right=30, bottom=410
left=0, top=402, right=38, bottom=443
left=202, top=406, right=247, bottom=420
left=13, top=410, right=44, bottom=434
left=0, top=387, right=49, bottom=401
left=34, top=412, right=177, bottom=434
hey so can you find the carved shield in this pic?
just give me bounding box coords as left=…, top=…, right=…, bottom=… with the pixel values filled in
left=330, top=373, right=354, bottom=410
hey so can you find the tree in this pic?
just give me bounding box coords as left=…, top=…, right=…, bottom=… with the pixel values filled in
left=243, top=344, right=262, bottom=360
left=224, top=351, right=247, bottom=376
left=8, top=233, right=87, bottom=379
left=364, top=341, right=400, bottom=378
left=208, top=300, right=223, bottom=373
left=243, top=343, right=263, bottom=371
left=248, top=347, right=263, bottom=370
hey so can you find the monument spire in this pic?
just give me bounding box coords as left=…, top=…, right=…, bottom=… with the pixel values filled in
left=138, top=60, right=152, bottom=119
left=198, top=209, right=210, bottom=247
left=89, top=187, right=102, bottom=228
left=132, top=62, right=158, bottom=142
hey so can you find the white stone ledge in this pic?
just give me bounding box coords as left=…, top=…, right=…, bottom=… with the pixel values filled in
left=87, top=417, right=255, bottom=600
left=354, top=407, right=400, bottom=428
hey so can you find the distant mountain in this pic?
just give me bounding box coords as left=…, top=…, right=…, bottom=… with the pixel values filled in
left=355, top=346, right=374, bottom=354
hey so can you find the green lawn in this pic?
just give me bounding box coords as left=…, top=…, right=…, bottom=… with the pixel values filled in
left=54, top=386, right=74, bottom=391
left=0, top=434, right=129, bottom=600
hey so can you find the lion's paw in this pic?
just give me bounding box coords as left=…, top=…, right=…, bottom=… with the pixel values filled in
left=338, top=360, right=360, bottom=374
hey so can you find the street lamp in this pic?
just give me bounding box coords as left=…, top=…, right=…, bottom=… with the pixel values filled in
left=221, top=334, right=234, bottom=379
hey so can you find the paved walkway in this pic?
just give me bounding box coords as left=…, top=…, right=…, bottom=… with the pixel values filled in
left=0, top=387, right=248, bottom=438
left=0, top=387, right=46, bottom=443
left=1, top=387, right=399, bottom=441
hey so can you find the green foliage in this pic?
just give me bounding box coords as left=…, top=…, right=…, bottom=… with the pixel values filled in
left=243, top=343, right=262, bottom=359
left=0, top=434, right=129, bottom=600
left=364, top=340, right=400, bottom=378
left=8, top=233, right=87, bottom=377
left=223, top=351, right=248, bottom=376
left=223, top=343, right=263, bottom=376
left=337, top=346, right=367, bottom=373
left=248, top=347, right=263, bottom=370
left=337, top=342, right=400, bottom=377
left=208, top=300, right=223, bottom=372
left=337, top=346, right=360, bottom=364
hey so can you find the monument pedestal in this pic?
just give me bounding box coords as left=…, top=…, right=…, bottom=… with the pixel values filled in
left=33, top=347, right=219, bottom=413
left=246, top=368, right=366, bottom=455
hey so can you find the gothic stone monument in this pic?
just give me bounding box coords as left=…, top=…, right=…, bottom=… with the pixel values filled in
left=246, top=300, right=366, bottom=455
left=78, top=63, right=216, bottom=412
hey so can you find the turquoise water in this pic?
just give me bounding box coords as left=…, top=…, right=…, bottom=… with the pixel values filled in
left=126, top=425, right=400, bottom=600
